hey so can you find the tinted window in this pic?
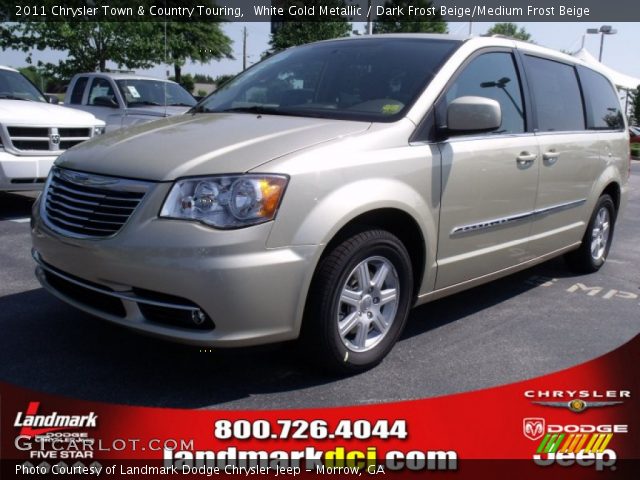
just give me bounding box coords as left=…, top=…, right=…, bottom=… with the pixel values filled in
left=69, top=76, right=88, bottom=104
left=445, top=52, right=525, bottom=134
left=579, top=67, right=624, bottom=130
left=198, top=39, right=461, bottom=122
left=525, top=56, right=584, bottom=132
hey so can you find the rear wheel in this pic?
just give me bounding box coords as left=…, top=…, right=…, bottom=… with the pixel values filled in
left=302, top=230, right=413, bottom=373
left=565, top=194, right=616, bottom=273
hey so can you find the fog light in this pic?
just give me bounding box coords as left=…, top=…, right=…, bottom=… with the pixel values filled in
left=191, top=309, right=207, bottom=326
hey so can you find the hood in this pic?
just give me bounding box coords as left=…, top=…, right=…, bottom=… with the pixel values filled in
left=0, top=100, right=103, bottom=126
left=125, top=105, right=191, bottom=118
left=56, top=113, right=370, bottom=181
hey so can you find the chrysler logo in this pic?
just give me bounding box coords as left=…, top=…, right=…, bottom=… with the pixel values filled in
left=58, top=169, right=119, bottom=187
left=49, top=133, right=60, bottom=145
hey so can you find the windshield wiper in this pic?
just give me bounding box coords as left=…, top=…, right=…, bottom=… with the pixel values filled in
left=216, top=106, right=296, bottom=116
left=0, top=94, right=33, bottom=101
left=167, top=102, right=195, bottom=107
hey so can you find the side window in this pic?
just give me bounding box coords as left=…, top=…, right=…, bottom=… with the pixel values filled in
left=524, top=56, right=585, bottom=132
left=578, top=67, right=624, bottom=130
left=445, top=52, right=525, bottom=134
left=69, top=76, right=88, bottom=104
left=88, top=78, right=116, bottom=106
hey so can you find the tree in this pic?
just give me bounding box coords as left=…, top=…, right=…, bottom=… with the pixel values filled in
left=169, top=73, right=195, bottom=93
left=269, top=0, right=351, bottom=52
left=486, top=23, right=532, bottom=42
left=2, top=19, right=160, bottom=79
left=373, top=0, right=447, bottom=34
left=632, top=86, right=640, bottom=125
left=158, top=22, right=233, bottom=84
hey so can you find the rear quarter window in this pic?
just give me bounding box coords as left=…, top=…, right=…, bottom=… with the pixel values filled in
left=578, top=67, right=624, bottom=130
left=524, top=55, right=585, bottom=132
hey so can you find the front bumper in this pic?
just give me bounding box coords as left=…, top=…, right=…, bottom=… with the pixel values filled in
left=31, top=189, right=319, bottom=347
left=0, top=151, right=56, bottom=191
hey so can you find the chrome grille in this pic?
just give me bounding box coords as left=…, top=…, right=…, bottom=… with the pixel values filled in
left=5, top=126, right=92, bottom=153
left=42, top=167, right=150, bottom=238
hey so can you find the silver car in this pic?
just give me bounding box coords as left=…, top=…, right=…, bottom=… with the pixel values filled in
left=31, top=35, right=629, bottom=372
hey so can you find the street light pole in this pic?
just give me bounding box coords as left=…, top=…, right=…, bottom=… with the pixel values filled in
left=586, top=25, right=617, bottom=62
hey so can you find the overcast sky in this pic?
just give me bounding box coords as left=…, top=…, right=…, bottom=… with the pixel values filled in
left=2, top=22, right=639, bottom=84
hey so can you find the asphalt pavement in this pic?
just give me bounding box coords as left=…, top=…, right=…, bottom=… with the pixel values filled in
left=1, top=163, right=638, bottom=410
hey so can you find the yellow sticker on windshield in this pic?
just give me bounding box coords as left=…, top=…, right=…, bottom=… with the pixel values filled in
left=381, top=104, right=401, bottom=114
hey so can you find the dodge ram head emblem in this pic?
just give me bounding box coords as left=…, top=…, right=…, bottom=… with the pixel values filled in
left=49, top=133, right=60, bottom=145
left=523, top=418, right=545, bottom=441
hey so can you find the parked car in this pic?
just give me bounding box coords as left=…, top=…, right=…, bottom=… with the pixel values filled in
left=64, top=73, right=197, bottom=132
left=0, top=66, right=104, bottom=191
left=31, top=35, right=629, bottom=372
left=629, top=126, right=640, bottom=143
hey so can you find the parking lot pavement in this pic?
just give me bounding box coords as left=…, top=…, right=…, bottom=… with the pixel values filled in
left=1, top=163, right=638, bottom=410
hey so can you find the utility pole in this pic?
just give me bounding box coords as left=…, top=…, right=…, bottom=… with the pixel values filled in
left=242, top=26, right=247, bottom=71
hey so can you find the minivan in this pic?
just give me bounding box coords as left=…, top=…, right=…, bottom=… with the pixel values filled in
left=31, top=35, right=629, bottom=372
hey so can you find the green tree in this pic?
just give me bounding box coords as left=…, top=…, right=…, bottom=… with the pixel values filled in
left=633, top=86, right=640, bottom=125
left=269, top=0, right=351, bottom=51
left=373, top=0, right=447, bottom=34
left=169, top=73, right=195, bottom=93
left=2, top=21, right=159, bottom=79
left=159, top=22, right=233, bottom=84
left=486, top=23, right=532, bottom=42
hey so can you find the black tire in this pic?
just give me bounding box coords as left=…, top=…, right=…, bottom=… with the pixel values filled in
left=565, top=194, right=616, bottom=273
left=301, top=229, right=413, bottom=374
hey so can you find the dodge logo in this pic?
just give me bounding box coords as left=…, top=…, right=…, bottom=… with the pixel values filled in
left=523, top=417, right=545, bottom=441
left=50, top=133, right=61, bottom=145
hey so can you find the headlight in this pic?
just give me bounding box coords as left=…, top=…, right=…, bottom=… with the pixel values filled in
left=93, top=126, right=106, bottom=136
left=160, top=174, right=288, bottom=229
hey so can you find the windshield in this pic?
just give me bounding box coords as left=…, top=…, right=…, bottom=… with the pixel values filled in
left=116, top=79, right=196, bottom=107
left=196, top=38, right=461, bottom=122
left=0, top=69, right=47, bottom=102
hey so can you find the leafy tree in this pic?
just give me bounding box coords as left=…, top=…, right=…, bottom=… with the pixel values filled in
left=169, top=73, right=195, bottom=93
left=486, top=23, right=532, bottom=42
left=632, top=86, right=640, bottom=125
left=373, top=0, right=447, bottom=34
left=159, top=22, right=233, bottom=84
left=193, top=73, right=216, bottom=84
left=2, top=21, right=159, bottom=79
left=269, top=0, right=351, bottom=51
left=214, top=74, right=236, bottom=87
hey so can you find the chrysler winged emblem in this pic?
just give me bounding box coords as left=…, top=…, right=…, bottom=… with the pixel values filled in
left=523, top=417, right=545, bottom=441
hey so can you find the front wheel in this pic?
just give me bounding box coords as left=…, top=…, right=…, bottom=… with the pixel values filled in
left=301, top=230, right=413, bottom=373
left=565, top=194, right=616, bottom=273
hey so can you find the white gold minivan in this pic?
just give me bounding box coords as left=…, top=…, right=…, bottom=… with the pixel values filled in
left=31, top=35, right=629, bottom=372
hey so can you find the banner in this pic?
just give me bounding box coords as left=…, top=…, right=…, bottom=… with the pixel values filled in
left=2, top=335, right=638, bottom=478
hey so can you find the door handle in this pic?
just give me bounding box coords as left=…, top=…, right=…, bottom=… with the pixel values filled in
left=543, top=149, right=559, bottom=164
left=516, top=152, right=537, bottom=166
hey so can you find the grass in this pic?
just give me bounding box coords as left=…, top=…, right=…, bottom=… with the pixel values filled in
left=631, top=143, right=640, bottom=159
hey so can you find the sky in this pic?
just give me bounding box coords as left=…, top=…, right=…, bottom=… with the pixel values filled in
left=1, top=22, right=639, bottom=85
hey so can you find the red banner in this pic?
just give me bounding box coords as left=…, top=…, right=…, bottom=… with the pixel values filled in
left=2, top=335, right=639, bottom=479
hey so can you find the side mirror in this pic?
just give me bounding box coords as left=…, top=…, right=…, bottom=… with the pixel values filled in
left=446, top=96, right=501, bottom=135
left=46, top=94, right=59, bottom=104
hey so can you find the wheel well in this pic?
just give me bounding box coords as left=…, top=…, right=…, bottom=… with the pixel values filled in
left=602, top=183, right=621, bottom=213
left=321, top=209, right=426, bottom=298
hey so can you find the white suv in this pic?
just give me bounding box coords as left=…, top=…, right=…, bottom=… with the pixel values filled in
left=0, top=66, right=105, bottom=191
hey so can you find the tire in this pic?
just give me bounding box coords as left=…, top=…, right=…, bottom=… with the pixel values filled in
left=565, top=194, right=616, bottom=274
left=301, top=229, right=413, bottom=373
